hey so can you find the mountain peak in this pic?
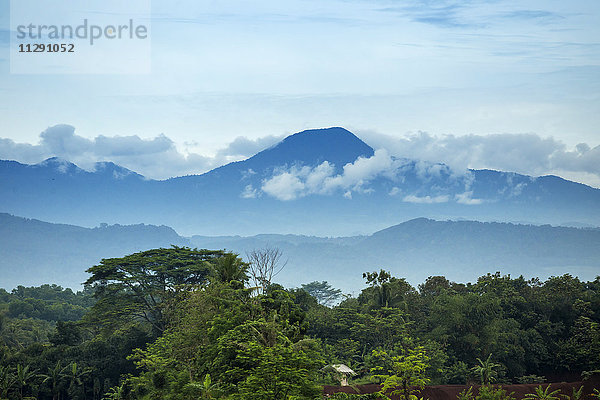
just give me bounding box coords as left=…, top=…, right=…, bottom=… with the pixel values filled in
left=244, top=127, right=374, bottom=172
left=35, top=157, right=81, bottom=174
left=93, top=161, right=142, bottom=179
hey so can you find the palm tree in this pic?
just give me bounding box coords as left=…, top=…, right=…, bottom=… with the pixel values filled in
left=213, top=253, right=248, bottom=285
left=471, top=354, right=501, bottom=385
left=524, top=385, right=562, bottom=400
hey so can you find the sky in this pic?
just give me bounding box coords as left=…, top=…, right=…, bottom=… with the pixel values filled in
left=0, top=0, right=599, bottom=186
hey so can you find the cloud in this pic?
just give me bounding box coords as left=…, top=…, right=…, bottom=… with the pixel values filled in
left=500, top=10, right=564, bottom=23
left=360, top=130, right=600, bottom=188
left=241, top=184, right=259, bottom=199
left=258, top=149, right=474, bottom=201
left=0, top=125, right=281, bottom=180
left=403, top=194, right=449, bottom=204
left=322, top=149, right=395, bottom=193
left=261, top=171, right=306, bottom=201
left=3, top=125, right=600, bottom=190
left=455, top=191, right=483, bottom=205
left=216, top=134, right=284, bottom=158
left=377, top=1, right=478, bottom=29
left=260, top=150, right=398, bottom=201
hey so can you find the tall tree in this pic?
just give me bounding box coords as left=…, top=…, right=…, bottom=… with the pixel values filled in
left=301, top=281, right=343, bottom=307
left=84, top=246, right=227, bottom=332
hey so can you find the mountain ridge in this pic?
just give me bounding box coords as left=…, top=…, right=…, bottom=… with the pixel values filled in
left=1, top=127, right=599, bottom=235
left=1, top=212, right=599, bottom=291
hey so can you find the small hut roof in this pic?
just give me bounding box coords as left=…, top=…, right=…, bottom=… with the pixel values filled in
left=329, top=364, right=356, bottom=375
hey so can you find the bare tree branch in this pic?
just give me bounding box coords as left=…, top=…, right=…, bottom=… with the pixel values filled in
left=245, top=246, right=287, bottom=294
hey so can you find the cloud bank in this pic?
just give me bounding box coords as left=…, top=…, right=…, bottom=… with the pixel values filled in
left=1, top=125, right=599, bottom=189
left=258, top=149, right=481, bottom=202
left=361, top=131, right=600, bottom=188
left=0, top=125, right=280, bottom=180
left=260, top=150, right=397, bottom=200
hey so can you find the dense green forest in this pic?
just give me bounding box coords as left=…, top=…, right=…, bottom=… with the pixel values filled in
left=0, top=246, right=599, bottom=399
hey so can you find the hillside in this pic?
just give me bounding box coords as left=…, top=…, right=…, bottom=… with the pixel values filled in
left=2, top=213, right=598, bottom=291
left=0, top=213, right=190, bottom=289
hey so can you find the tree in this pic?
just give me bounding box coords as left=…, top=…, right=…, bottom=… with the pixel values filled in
left=233, top=340, right=322, bottom=399
left=212, top=253, right=249, bottom=287
left=372, top=345, right=431, bottom=400
left=127, top=280, right=322, bottom=399
left=301, top=281, right=343, bottom=307
left=246, top=247, right=287, bottom=295
left=84, top=246, right=227, bottom=332
left=360, top=270, right=417, bottom=311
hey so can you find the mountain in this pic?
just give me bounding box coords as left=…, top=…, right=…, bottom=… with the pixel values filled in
left=212, top=127, right=374, bottom=175
left=0, top=213, right=190, bottom=289
left=1, top=213, right=598, bottom=292
left=191, top=218, right=600, bottom=291
left=1, top=127, right=599, bottom=236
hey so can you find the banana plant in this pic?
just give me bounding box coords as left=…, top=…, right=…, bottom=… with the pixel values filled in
left=41, top=361, right=64, bottom=400
left=471, top=354, right=501, bottom=385
left=0, top=365, right=15, bottom=400
left=524, top=385, right=562, bottom=400
left=14, top=364, right=37, bottom=400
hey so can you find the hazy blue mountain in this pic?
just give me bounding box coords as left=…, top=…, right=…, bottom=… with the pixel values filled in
left=0, top=213, right=190, bottom=289
left=191, top=218, right=600, bottom=291
left=1, top=127, right=599, bottom=236
left=209, top=126, right=374, bottom=176
left=2, top=213, right=598, bottom=292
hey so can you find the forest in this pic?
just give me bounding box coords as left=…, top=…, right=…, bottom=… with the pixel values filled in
left=0, top=246, right=599, bottom=400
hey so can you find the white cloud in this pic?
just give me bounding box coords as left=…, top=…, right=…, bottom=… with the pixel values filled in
left=455, top=191, right=483, bottom=205
left=389, top=187, right=401, bottom=196
left=260, top=149, right=400, bottom=200
left=241, top=184, right=259, bottom=199
left=403, top=194, right=449, bottom=204
left=322, top=149, right=395, bottom=193
left=0, top=125, right=280, bottom=180
left=261, top=171, right=305, bottom=201
left=360, top=130, right=600, bottom=188
left=216, top=135, right=284, bottom=158
left=3, top=125, right=600, bottom=190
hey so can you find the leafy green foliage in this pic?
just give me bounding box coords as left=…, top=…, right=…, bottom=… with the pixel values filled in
left=85, top=246, right=226, bottom=333
left=327, top=393, right=381, bottom=399
left=561, top=386, right=583, bottom=400
left=524, top=385, right=562, bottom=400
left=457, top=386, right=475, bottom=400
left=1, top=252, right=600, bottom=400
left=471, top=355, right=501, bottom=385
left=476, top=386, right=515, bottom=400
left=372, top=346, right=431, bottom=400
left=301, top=281, right=343, bottom=307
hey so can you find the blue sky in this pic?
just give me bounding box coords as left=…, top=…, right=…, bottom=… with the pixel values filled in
left=0, top=0, right=599, bottom=185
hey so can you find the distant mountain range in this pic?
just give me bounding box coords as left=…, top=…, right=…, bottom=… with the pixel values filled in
left=1, top=127, right=599, bottom=236
left=1, top=213, right=598, bottom=292
left=0, top=213, right=190, bottom=290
